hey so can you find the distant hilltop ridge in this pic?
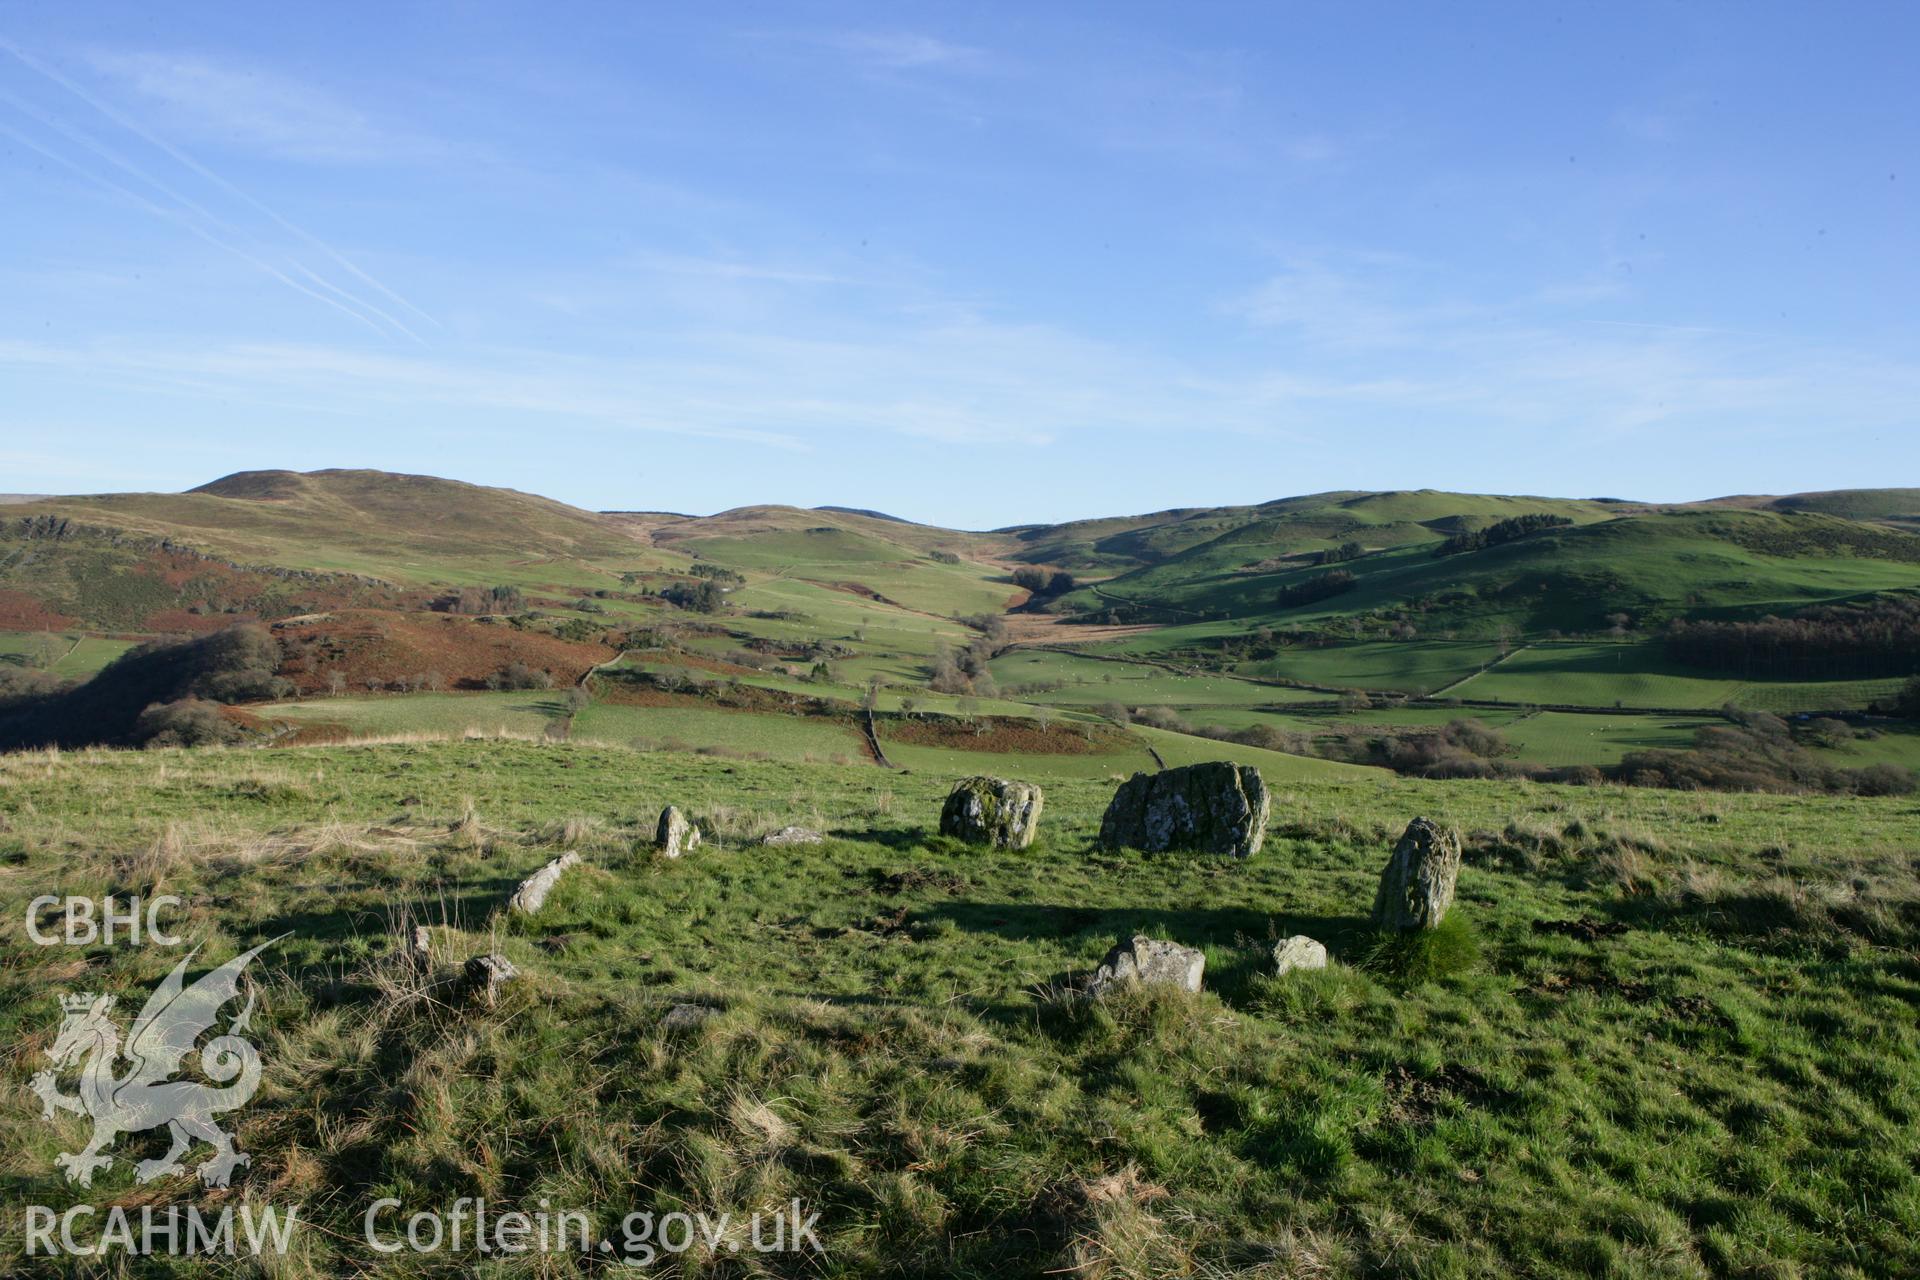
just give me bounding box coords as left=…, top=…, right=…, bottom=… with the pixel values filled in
left=19, top=468, right=1918, bottom=531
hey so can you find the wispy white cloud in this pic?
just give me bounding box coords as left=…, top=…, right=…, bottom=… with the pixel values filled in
left=823, top=31, right=988, bottom=72
left=1225, top=255, right=1920, bottom=445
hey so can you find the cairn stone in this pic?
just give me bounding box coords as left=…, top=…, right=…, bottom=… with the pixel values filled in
left=939, top=776, right=1044, bottom=849
left=1098, top=762, right=1269, bottom=857
left=762, top=826, right=825, bottom=846
left=1271, top=935, right=1328, bottom=976
left=508, top=851, right=581, bottom=914
left=1372, top=817, right=1463, bottom=931
left=465, top=954, right=519, bottom=1007
left=656, top=806, right=701, bottom=857
left=1087, top=934, right=1206, bottom=998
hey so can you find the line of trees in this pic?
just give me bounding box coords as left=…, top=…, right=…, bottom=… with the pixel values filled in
left=928, top=616, right=1004, bottom=696
left=1666, top=595, right=1920, bottom=680
left=1316, top=540, right=1365, bottom=565
left=1433, top=514, right=1572, bottom=558
left=1275, top=569, right=1356, bottom=609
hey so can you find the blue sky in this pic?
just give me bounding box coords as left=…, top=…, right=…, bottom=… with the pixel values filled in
left=1, top=2, right=1913, bottom=526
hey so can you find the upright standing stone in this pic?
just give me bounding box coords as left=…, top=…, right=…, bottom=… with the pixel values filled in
left=1372, top=817, right=1463, bottom=931
left=656, top=806, right=700, bottom=857
left=940, top=776, right=1044, bottom=849
left=1098, top=762, right=1269, bottom=857
left=1087, top=935, right=1206, bottom=998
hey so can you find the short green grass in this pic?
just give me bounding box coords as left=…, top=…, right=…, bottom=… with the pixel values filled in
left=1, top=740, right=1917, bottom=1276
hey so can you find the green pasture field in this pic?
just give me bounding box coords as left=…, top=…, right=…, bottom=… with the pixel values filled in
left=1128, top=725, right=1382, bottom=778
left=1497, top=711, right=1719, bottom=768
left=571, top=701, right=872, bottom=764
left=1729, top=677, right=1909, bottom=714
left=1800, top=724, right=1920, bottom=775
left=990, top=648, right=1329, bottom=707
left=262, top=691, right=566, bottom=737
left=603, top=655, right=1064, bottom=722
left=876, top=735, right=1160, bottom=780
left=0, top=630, right=139, bottom=678
left=1160, top=705, right=1713, bottom=771
left=724, top=578, right=969, bottom=653
left=1448, top=642, right=1755, bottom=709
left=1232, top=640, right=1505, bottom=695
left=1, top=740, right=1916, bottom=1276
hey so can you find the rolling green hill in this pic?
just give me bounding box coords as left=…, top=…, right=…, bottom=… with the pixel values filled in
left=9, top=469, right=653, bottom=579
left=1065, top=508, right=1920, bottom=636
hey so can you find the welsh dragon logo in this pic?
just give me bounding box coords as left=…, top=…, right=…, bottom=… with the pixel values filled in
left=29, top=938, right=282, bottom=1188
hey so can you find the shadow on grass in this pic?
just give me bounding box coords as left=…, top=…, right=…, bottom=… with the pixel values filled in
left=254, top=876, right=524, bottom=952
left=835, top=825, right=936, bottom=852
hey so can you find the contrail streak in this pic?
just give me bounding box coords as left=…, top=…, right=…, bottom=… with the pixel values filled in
left=0, top=84, right=413, bottom=338
left=0, top=37, right=438, bottom=333
left=0, top=120, right=392, bottom=338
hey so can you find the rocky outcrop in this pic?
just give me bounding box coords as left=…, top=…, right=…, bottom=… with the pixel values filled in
left=1087, top=935, right=1206, bottom=998
left=1098, top=762, right=1269, bottom=857
left=656, top=806, right=701, bottom=858
left=508, top=851, right=581, bottom=914
left=939, top=776, right=1044, bottom=849
left=1271, top=935, right=1328, bottom=975
left=1372, top=817, right=1463, bottom=931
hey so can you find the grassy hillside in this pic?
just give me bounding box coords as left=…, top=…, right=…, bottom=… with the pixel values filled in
left=3, top=739, right=1917, bottom=1276
left=1065, top=509, right=1920, bottom=636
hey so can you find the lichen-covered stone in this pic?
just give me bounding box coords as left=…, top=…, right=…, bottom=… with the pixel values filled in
left=1087, top=935, right=1205, bottom=997
left=762, top=826, right=825, bottom=846
left=939, top=776, right=1044, bottom=849
left=1372, top=817, right=1463, bottom=931
left=1098, top=762, right=1269, bottom=857
left=655, top=806, right=700, bottom=857
left=1271, top=935, right=1328, bottom=975
left=508, top=851, right=581, bottom=914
